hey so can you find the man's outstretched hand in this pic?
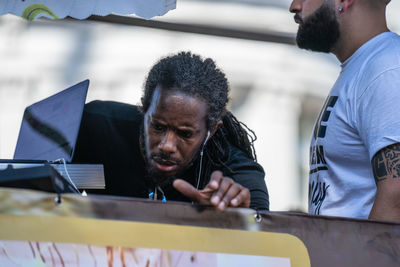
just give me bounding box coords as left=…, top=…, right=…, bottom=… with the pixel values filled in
left=173, top=170, right=250, bottom=211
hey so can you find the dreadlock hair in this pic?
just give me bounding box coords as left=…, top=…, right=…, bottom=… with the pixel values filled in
left=141, top=52, right=258, bottom=188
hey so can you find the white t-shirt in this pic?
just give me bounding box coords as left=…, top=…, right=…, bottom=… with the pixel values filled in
left=308, top=32, right=400, bottom=219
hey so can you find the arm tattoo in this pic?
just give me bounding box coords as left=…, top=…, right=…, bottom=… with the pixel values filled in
left=372, top=143, right=400, bottom=183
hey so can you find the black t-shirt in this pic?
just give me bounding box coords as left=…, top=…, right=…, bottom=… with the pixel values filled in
left=73, top=100, right=269, bottom=210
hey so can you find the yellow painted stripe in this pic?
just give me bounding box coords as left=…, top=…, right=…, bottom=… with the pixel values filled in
left=0, top=214, right=310, bottom=266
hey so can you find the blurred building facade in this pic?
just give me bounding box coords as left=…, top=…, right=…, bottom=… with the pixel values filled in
left=0, top=0, right=399, bottom=211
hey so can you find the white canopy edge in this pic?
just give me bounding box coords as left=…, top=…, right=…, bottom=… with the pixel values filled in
left=0, top=0, right=176, bottom=20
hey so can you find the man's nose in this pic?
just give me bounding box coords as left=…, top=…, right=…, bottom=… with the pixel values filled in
left=158, top=130, right=177, bottom=154
left=289, top=0, right=302, bottom=13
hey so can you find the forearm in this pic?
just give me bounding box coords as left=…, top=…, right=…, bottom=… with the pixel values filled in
left=369, top=193, right=400, bottom=221
left=370, top=143, right=400, bottom=222
left=248, top=188, right=269, bottom=211
left=231, top=171, right=269, bottom=210
left=222, top=143, right=269, bottom=210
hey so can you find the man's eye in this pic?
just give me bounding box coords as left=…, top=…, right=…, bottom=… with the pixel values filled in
left=151, top=122, right=165, bottom=132
left=178, top=130, right=193, bottom=139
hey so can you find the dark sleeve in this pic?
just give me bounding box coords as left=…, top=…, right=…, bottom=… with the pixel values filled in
left=223, top=145, right=269, bottom=211
left=72, top=100, right=147, bottom=198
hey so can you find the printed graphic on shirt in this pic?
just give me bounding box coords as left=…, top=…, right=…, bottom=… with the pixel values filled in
left=309, top=96, right=338, bottom=214
left=309, top=179, right=330, bottom=215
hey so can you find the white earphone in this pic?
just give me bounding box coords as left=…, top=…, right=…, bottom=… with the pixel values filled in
left=202, top=130, right=210, bottom=147
left=196, top=130, right=211, bottom=190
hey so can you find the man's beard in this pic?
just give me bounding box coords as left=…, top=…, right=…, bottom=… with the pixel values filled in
left=145, top=151, right=199, bottom=187
left=140, top=129, right=199, bottom=187
left=146, top=151, right=181, bottom=187
left=295, top=2, right=340, bottom=53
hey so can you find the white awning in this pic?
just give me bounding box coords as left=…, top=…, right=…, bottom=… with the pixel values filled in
left=0, top=0, right=176, bottom=20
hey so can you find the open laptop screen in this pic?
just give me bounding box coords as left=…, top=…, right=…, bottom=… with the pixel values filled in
left=14, top=80, right=89, bottom=162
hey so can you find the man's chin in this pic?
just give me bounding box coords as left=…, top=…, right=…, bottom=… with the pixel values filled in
left=296, top=35, right=332, bottom=53
left=295, top=3, right=340, bottom=53
left=147, top=167, right=178, bottom=186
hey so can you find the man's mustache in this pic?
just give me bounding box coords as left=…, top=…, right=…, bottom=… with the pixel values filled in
left=151, top=153, right=181, bottom=165
left=294, top=14, right=303, bottom=24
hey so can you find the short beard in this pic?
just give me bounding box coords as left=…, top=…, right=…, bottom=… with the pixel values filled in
left=296, top=2, right=340, bottom=53
left=140, top=127, right=199, bottom=187
left=145, top=155, right=198, bottom=187
left=145, top=166, right=175, bottom=187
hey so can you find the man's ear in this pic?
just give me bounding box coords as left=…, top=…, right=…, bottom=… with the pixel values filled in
left=209, top=120, right=223, bottom=138
left=339, top=0, right=355, bottom=12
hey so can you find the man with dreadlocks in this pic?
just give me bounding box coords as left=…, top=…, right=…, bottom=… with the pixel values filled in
left=72, top=52, right=269, bottom=211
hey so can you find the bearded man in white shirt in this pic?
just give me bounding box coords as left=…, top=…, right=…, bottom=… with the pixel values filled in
left=289, top=0, right=400, bottom=221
